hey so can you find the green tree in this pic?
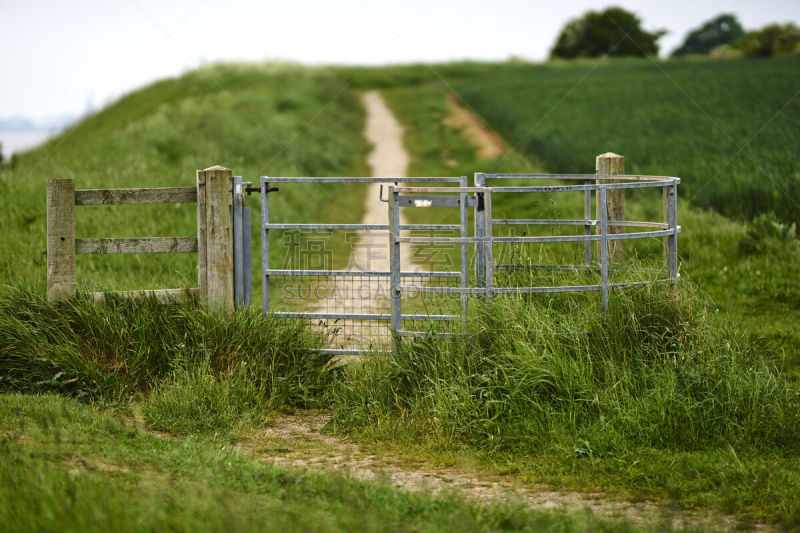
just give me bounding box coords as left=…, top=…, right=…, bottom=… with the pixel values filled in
left=735, top=23, right=800, bottom=57
left=550, top=7, right=664, bottom=59
left=672, top=14, right=744, bottom=56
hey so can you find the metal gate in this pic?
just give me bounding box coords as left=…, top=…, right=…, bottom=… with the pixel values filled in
left=232, top=172, right=680, bottom=355
left=258, top=176, right=469, bottom=355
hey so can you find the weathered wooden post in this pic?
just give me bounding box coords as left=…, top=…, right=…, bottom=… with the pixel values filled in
left=197, top=165, right=234, bottom=312
left=46, top=178, right=76, bottom=301
left=596, top=153, right=625, bottom=262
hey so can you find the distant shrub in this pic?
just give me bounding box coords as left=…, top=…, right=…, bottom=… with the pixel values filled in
left=550, top=7, right=665, bottom=59
left=735, top=23, right=800, bottom=57
left=672, top=14, right=744, bottom=57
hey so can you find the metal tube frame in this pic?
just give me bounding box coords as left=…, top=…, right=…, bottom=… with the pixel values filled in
left=253, top=174, right=679, bottom=354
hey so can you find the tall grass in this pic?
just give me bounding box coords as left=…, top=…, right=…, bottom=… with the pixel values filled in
left=0, top=287, right=334, bottom=434
left=334, top=284, right=799, bottom=455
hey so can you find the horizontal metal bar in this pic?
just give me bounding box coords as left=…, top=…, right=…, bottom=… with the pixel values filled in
left=261, top=177, right=462, bottom=183
left=490, top=227, right=679, bottom=244
left=401, top=279, right=674, bottom=295
left=397, top=227, right=679, bottom=245
left=87, top=288, right=199, bottom=303
left=494, top=264, right=600, bottom=271
left=75, top=237, right=198, bottom=254
left=75, top=187, right=197, bottom=205
left=314, top=348, right=390, bottom=356
left=272, top=312, right=458, bottom=321
left=494, top=264, right=664, bottom=273
left=492, top=235, right=601, bottom=243
left=492, top=219, right=669, bottom=229
left=263, top=223, right=461, bottom=231
left=263, top=269, right=460, bottom=278
left=399, top=284, right=602, bottom=294
left=398, top=331, right=456, bottom=338
left=399, top=285, right=491, bottom=294
left=393, top=187, right=484, bottom=193
left=606, top=228, right=680, bottom=240
left=488, top=180, right=673, bottom=193
left=397, top=236, right=481, bottom=244
left=480, top=173, right=680, bottom=184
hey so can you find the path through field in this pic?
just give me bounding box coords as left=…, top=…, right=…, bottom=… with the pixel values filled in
left=355, top=90, right=413, bottom=274
left=249, top=412, right=752, bottom=531
left=256, top=93, right=763, bottom=531
left=443, top=91, right=509, bottom=159
left=311, top=91, right=413, bottom=350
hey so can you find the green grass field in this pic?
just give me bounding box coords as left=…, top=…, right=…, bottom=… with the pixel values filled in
left=2, top=56, right=800, bottom=530
left=451, top=56, right=800, bottom=372
left=0, top=63, right=369, bottom=298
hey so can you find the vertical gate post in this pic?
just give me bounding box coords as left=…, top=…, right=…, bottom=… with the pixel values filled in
left=474, top=173, right=486, bottom=287
left=243, top=206, right=252, bottom=306
left=46, top=178, right=76, bottom=301
left=596, top=153, right=625, bottom=262
left=202, top=165, right=234, bottom=312
left=459, top=176, right=469, bottom=317
left=667, top=182, right=678, bottom=282
left=483, top=188, right=493, bottom=298
left=599, top=187, right=609, bottom=311
left=583, top=178, right=592, bottom=265
left=196, top=170, right=208, bottom=299
left=260, top=177, right=270, bottom=315
left=233, top=176, right=244, bottom=306
left=389, top=186, right=401, bottom=337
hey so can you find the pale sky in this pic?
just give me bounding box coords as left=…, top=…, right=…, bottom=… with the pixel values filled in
left=2, top=0, right=799, bottom=122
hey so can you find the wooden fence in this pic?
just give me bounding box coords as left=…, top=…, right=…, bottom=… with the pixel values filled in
left=46, top=165, right=235, bottom=311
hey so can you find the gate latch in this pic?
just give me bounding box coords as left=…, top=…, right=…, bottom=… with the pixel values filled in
left=245, top=186, right=279, bottom=195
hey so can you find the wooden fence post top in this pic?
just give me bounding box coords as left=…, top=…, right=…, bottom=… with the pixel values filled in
left=596, top=153, right=624, bottom=171
left=204, top=165, right=231, bottom=172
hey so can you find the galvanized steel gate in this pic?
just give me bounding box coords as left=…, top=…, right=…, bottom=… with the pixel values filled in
left=232, top=173, right=681, bottom=355
left=257, top=176, right=469, bottom=355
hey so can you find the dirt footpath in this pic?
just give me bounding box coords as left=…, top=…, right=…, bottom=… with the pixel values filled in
left=443, top=91, right=509, bottom=159
left=247, top=412, right=758, bottom=531
left=310, top=91, right=414, bottom=350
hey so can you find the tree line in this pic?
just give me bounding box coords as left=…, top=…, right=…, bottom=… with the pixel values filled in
left=550, top=7, right=800, bottom=59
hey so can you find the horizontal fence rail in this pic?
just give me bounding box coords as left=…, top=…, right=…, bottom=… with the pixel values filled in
left=46, top=166, right=235, bottom=309
left=74, top=186, right=197, bottom=205
left=75, top=237, right=198, bottom=254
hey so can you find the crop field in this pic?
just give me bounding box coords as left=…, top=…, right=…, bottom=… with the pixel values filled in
left=2, top=56, right=800, bottom=530
left=456, top=56, right=800, bottom=225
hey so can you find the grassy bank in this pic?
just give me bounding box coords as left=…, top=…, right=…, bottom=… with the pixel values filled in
left=0, top=63, right=369, bottom=299
left=1, top=392, right=689, bottom=533
left=333, top=286, right=800, bottom=525
left=0, top=288, right=332, bottom=437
